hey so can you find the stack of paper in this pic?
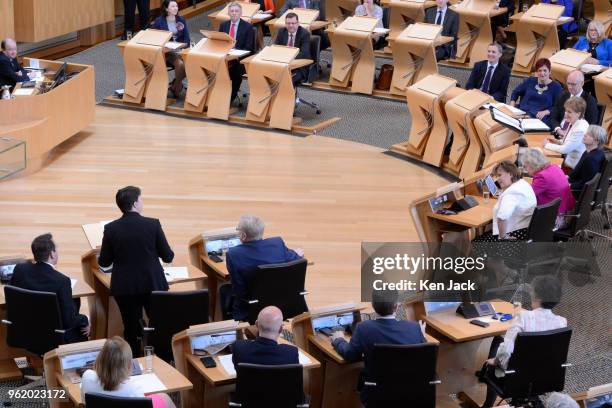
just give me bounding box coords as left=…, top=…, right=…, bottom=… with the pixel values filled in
left=163, top=266, right=189, bottom=282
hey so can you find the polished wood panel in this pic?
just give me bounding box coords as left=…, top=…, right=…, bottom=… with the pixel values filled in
left=0, top=106, right=449, bottom=315
left=14, top=0, right=114, bottom=43
left=0, top=0, right=14, bottom=39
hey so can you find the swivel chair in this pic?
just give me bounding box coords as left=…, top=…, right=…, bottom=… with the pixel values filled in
left=230, top=363, right=308, bottom=407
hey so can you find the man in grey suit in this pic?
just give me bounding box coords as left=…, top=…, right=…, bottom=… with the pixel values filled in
left=424, top=0, right=458, bottom=60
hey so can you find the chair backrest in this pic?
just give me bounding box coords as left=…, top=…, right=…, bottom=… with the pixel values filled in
left=251, top=26, right=259, bottom=53
left=571, top=0, right=583, bottom=29
left=527, top=198, right=561, bottom=242
left=247, top=258, right=308, bottom=324
left=366, top=343, right=439, bottom=408
left=504, top=327, right=572, bottom=400
left=596, top=103, right=605, bottom=126
left=147, top=289, right=209, bottom=362
left=3, top=285, right=64, bottom=355
left=85, top=393, right=153, bottom=408
left=592, top=155, right=612, bottom=209
left=568, top=173, right=600, bottom=234
left=307, top=35, right=321, bottom=82
left=235, top=363, right=304, bottom=407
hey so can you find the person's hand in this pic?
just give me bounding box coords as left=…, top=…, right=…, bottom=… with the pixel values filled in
left=16, top=71, right=23, bottom=76
left=419, top=320, right=427, bottom=336
left=535, top=110, right=550, bottom=120
left=177, top=22, right=185, bottom=31
left=81, top=325, right=91, bottom=337
left=331, top=331, right=344, bottom=342
left=486, top=358, right=496, bottom=365
left=295, top=248, right=305, bottom=257
left=510, top=100, right=516, bottom=107
left=585, top=57, right=599, bottom=65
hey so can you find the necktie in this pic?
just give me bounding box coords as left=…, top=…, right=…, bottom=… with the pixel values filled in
left=288, top=33, right=294, bottom=47
left=481, top=65, right=494, bottom=93
left=435, top=9, right=443, bottom=25
left=229, top=23, right=236, bottom=40
left=299, top=0, right=306, bottom=7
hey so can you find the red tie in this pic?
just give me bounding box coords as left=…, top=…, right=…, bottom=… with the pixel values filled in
left=229, top=23, right=236, bottom=40
left=288, top=33, right=294, bottom=47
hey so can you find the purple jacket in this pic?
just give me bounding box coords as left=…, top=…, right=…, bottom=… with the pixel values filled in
left=531, top=164, right=575, bottom=215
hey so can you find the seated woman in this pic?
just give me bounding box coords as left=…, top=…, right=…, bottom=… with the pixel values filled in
left=510, top=58, right=563, bottom=127
left=354, top=0, right=384, bottom=29
left=522, top=148, right=575, bottom=227
left=151, top=0, right=190, bottom=98
left=477, top=275, right=567, bottom=408
left=473, top=161, right=537, bottom=243
left=81, top=336, right=176, bottom=408
left=540, top=0, right=576, bottom=48
left=568, top=124, right=607, bottom=199
left=544, top=96, right=589, bottom=171
left=573, top=20, right=612, bottom=68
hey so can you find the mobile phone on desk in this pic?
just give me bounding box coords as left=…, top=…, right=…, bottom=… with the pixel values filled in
left=201, top=356, right=217, bottom=368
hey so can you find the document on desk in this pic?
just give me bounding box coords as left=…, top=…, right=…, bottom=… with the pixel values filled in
left=164, top=41, right=185, bottom=50
left=219, top=351, right=311, bottom=377
left=373, top=27, right=390, bottom=34
left=558, top=16, right=571, bottom=22
left=229, top=49, right=250, bottom=57
left=163, top=266, right=189, bottom=282
left=253, top=12, right=273, bottom=18
left=581, top=64, right=605, bottom=74
left=12, top=88, right=35, bottom=96
left=127, top=373, right=166, bottom=393
left=71, top=278, right=77, bottom=290
left=521, top=118, right=550, bottom=131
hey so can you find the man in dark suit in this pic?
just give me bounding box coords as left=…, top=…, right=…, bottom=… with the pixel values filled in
left=232, top=306, right=299, bottom=367
left=98, top=186, right=174, bottom=356
left=274, top=13, right=312, bottom=87
left=424, top=0, right=458, bottom=60
left=226, top=215, right=303, bottom=321
left=279, top=0, right=325, bottom=20
left=465, top=43, right=511, bottom=102
left=219, top=2, right=255, bottom=104
left=332, top=289, right=427, bottom=406
left=123, top=0, right=150, bottom=39
left=0, top=38, right=29, bottom=90
left=549, top=70, right=599, bottom=131
left=10, top=234, right=89, bottom=343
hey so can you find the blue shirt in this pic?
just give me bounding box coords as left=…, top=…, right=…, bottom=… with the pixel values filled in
left=574, top=37, right=612, bottom=67
left=151, top=15, right=191, bottom=44
left=510, top=77, right=563, bottom=126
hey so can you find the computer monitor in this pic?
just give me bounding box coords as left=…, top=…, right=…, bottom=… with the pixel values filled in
left=312, top=312, right=354, bottom=331
left=205, top=237, right=241, bottom=254
left=0, top=264, right=16, bottom=283
left=51, top=62, right=68, bottom=88
left=191, top=330, right=237, bottom=353
left=424, top=301, right=461, bottom=314
left=484, top=175, right=499, bottom=197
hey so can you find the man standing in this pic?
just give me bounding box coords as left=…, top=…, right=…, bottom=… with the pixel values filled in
left=424, top=0, right=458, bottom=60
left=123, top=0, right=151, bottom=39
left=99, top=186, right=174, bottom=356
left=0, top=38, right=29, bottom=89
left=549, top=70, right=599, bottom=132
left=274, top=13, right=311, bottom=87
left=226, top=215, right=303, bottom=321
left=465, top=43, right=511, bottom=102
left=219, top=2, right=255, bottom=104
left=10, top=234, right=90, bottom=343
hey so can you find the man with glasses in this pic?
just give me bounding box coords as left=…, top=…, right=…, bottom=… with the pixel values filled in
left=549, top=70, right=599, bottom=132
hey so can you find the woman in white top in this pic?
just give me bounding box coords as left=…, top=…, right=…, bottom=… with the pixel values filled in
left=81, top=337, right=175, bottom=408
left=478, top=275, right=567, bottom=407
left=544, top=96, right=589, bottom=170
left=354, top=0, right=384, bottom=28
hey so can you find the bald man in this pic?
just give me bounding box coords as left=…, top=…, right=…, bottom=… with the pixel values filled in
left=232, top=306, right=299, bottom=367
left=549, top=70, right=599, bottom=131
left=0, top=38, right=29, bottom=89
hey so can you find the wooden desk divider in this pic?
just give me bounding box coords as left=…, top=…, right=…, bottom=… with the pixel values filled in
left=184, top=32, right=234, bottom=120
left=594, top=68, right=612, bottom=147
left=549, top=48, right=591, bottom=85
left=210, top=1, right=261, bottom=29
left=386, top=0, right=430, bottom=41
left=244, top=45, right=299, bottom=131
left=512, top=4, right=564, bottom=75
left=389, top=23, right=443, bottom=96
left=122, top=29, right=172, bottom=111
left=592, top=0, right=612, bottom=36
left=450, top=0, right=500, bottom=66
left=329, top=16, right=378, bottom=94
left=473, top=110, right=519, bottom=169
left=393, top=75, right=457, bottom=165
left=443, top=89, right=493, bottom=178
left=326, top=0, right=361, bottom=24
left=270, top=9, right=320, bottom=40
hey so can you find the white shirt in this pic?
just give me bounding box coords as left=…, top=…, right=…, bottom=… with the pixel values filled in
left=495, top=308, right=567, bottom=369
left=545, top=119, right=588, bottom=169
left=80, top=370, right=145, bottom=402
left=492, top=179, right=536, bottom=236
left=434, top=6, right=447, bottom=25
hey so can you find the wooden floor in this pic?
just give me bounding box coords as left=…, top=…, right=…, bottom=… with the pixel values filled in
left=0, top=106, right=449, bottom=310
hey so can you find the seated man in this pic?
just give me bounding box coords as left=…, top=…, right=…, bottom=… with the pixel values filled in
left=274, top=12, right=312, bottom=88
left=331, top=289, right=427, bottom=406
left=549, top=70, right=599, bottom=132
left=232, top=306, right=299, bottom=367
left=10, top=234, right=89, bottom=343
left=219, top=2, right=255, bottom=104
left=279, top=0, right=324, bottom=20
left=477, top=275, right=567, bottom=408
left=0, top=38, right=29, bottom=90
left=226, top=215, right=304, bottom=321
left=424, top=0, right=458, bottom=61
left=465, top=43, right=510, bottom=103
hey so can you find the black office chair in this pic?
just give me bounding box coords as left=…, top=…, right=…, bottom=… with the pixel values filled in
left=463, top=327, right=573, bottom=408
left=85, top=393, right=153, bottom=408
left=142, top=289, right=209, bottom=363
left=526, top=198, right=562, bottom=243
left=230, top=363, right=308, bottom=407
left=243, top=258, right=309, bottom=325
left=554, top=174, right=600, bottom=241
left=297, top=35, right=322, bottom=115
left=363, top=343, right=440, bottom=408
left=588, top=154, right=612, bottom=231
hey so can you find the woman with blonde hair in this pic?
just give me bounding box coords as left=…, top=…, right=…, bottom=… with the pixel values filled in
left=81, top=337, right=175, bottom=407
left=544, top=96, right=589, bottom=171
left=573, top=21, right=612, bottom=67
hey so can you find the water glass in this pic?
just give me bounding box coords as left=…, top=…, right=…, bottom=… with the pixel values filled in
left=126, top=31, right=133, bottom=41
left=483, top=191, right=490, bottom=204
left=522, top=3, right=529, bottom=12
left=512, top=301, right=522, bottom=318
left=190, top=40, right=196, bottom=49
left=144, top=346, right=154, bottom=373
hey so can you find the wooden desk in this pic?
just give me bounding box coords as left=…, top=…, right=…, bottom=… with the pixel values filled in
left=81, top=249, right=206, bottom=339
left=428, top=195, right=496, bottom=228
